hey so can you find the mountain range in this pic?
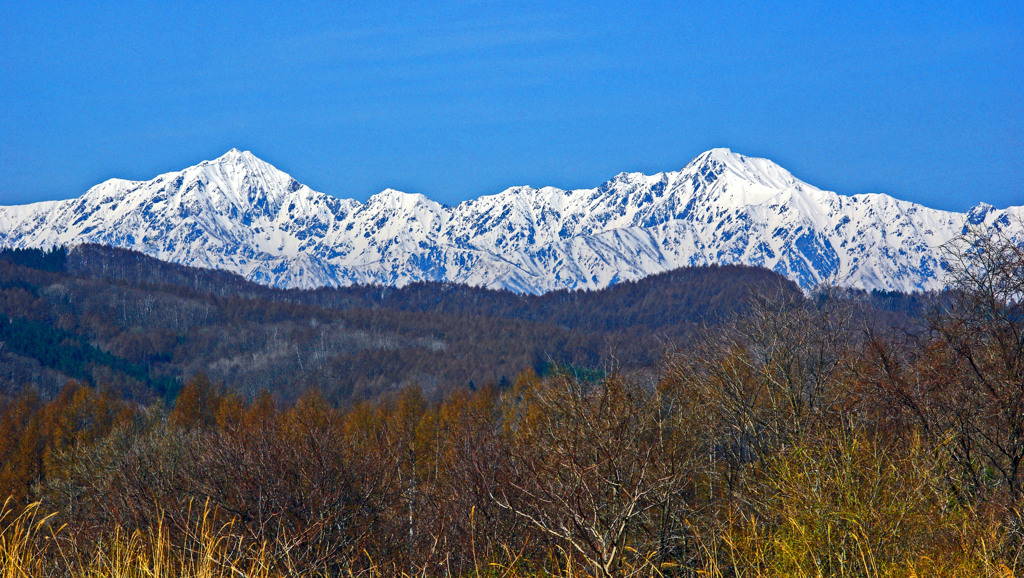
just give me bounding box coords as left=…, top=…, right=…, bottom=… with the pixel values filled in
left=0, top=148, right=1019, bottom=293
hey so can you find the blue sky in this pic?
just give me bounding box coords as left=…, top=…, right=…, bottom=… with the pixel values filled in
left=1, top=0, right=1021, bottom=211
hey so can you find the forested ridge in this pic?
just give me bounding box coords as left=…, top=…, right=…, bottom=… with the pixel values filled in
left=3, top=237, right=1018, bottom=576
left=1, top=244, right=819, bottom=403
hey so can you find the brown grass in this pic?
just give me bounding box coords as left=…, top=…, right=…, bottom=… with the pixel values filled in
left=693, top=430, right=1020, bottom=577
left=0, top=495, right=1018, bottom=578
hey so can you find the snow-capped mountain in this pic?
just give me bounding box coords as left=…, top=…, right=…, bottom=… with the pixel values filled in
left=0, top=148, right=1019, bottom=293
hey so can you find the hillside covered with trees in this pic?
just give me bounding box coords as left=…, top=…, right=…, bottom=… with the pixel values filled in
left=0, top=244, right=817, bottom=403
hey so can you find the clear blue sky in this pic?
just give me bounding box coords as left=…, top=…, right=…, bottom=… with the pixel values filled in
left=1, top=0, right=1021, bottom=211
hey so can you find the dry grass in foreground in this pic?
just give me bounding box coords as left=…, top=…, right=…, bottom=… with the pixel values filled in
left=0, top=498, right=1019, bottom=578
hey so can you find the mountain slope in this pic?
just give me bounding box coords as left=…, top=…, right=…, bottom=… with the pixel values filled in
left=0, top=148, right=1019, bottom=293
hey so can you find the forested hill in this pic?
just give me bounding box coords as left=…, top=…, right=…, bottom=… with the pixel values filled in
left=65, top=244, right=802, bottom=331
left=1, top=245, right=915, bottom=404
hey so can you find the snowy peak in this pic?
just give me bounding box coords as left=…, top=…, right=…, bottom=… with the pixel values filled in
left=367, top=188, right=442, bottom=210
left=0, top=148, right=1019, bottom=294
left=204, top=147, right=265, bottom=169
left=216, top=147, right=247, bottom=160
left=966, top=202, right=995, bottom=225
left=177, top=149, right=304, bottom=214
left=681, top=148, right=803, bottom=205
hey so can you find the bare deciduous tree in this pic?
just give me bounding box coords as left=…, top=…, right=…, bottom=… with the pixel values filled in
left=492, top=370, right=693, bottom=577
left=670, top=287, right=856, bottom=491
left=931, top=225, right=1024, bottom=498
